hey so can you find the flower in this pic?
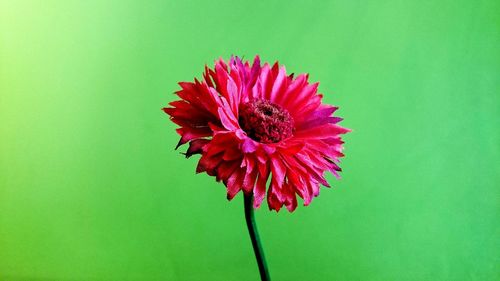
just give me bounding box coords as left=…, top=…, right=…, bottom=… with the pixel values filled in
left=163, top=56, right=350, bottom=212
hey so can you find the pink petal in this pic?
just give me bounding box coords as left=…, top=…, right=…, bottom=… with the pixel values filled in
left=253, top=162, right=269, bottom=208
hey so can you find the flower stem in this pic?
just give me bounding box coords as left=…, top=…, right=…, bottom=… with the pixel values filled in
left=244, top=194, right=270, bottom=281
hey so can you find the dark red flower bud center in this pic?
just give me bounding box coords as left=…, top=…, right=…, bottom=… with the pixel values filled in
left=238, top=99, right=294, bottom=143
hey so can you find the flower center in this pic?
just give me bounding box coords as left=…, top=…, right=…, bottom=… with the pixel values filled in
left=238, top=99, right=294, bottom=143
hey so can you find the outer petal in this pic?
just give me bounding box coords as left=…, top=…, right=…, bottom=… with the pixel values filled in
left=253, top=159, right=270, bottom=208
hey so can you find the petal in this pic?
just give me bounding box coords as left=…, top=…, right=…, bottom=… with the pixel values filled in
left=294, top=123, right=351, bottom=139
left=270, top=156, right=286, bottom=191
left=267, top=185, right=282, bottom=212
left=253, top=161, right=270, bottom=208
left=226, top=168, right=245, bottom=200
left=287, top=171, right=310, bottom=205
left=242, top=137, right=258, bottom=153
left=217, top=107, right=238, bottom=130
left=269, top=66, right=287, bottom=103
left=175, top=127, right=212, bottom=147
left=185, top=139, right=210, bottom=158
left=283, top=182, right=298, bottom=212
left=242, top=157, right=258, bottom=194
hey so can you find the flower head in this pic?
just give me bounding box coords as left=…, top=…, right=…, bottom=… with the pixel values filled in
left=163, top=56, right=350, bottom=212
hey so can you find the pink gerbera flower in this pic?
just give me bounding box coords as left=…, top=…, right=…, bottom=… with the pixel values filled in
left=163, top=56, right=350, bottom=212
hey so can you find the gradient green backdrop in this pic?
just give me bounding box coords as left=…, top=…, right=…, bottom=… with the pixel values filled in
left=1, top=1, right=498, bottom=280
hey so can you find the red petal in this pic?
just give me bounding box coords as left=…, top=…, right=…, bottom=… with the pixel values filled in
left=253, top=162, right=269, bottom=208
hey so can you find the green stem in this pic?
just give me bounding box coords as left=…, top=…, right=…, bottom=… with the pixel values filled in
left=244, top=194, right=270, bottom=281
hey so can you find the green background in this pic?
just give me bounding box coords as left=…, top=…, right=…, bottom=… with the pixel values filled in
left=1, top=0, right=498, bottom=280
